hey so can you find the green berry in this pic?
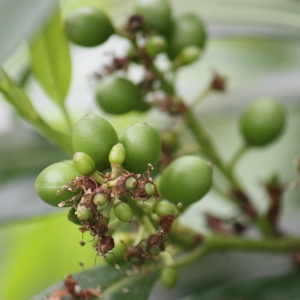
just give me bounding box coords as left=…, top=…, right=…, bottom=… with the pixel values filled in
left=113, top=201, right=133, bottom=222
left=105, top=232, right=134, bottom=266
left=119, top=122, right=162, bottom=173
left=146, top=35, right=167, bottom=57
left=93, top=192, right=108, bottom=206
left=35, top=160, right=81, bottom=207
left=154, top=199, right=178, bottom=217
left=145, top=182, right=156, bottom=197
left=96, top=77, right=143, bottom=115
left=160, top=266, right=178, bottom=288
left=76, top=204, right=91, bottom=220
left=125, top=176, right=138, bottom=190
left=72, top=114, right=119, bottom=171
left=109, top=143, right=126, bottom=165
left=166, top=13, right=207, bottom=60
left=240, top=97, right=286, bottom=147
left=176, top=45, right=201, bottom=66
left=160, top=156, right=212, bottom=208
left=134, top=0, right=172, bottom=35
left=67, top=207, right=82, bottom=225
left=64, top=6, right=114, bottom=47
left=73, top=152, right=96, bottom=175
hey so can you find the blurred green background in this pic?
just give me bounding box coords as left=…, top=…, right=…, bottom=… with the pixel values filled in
left=0, top=0, right=300, bottom=299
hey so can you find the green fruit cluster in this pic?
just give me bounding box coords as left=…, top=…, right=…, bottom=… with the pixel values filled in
left=31, top=0, right=291, bottom=290
left=35, top=114, right=162, bottom=209
left=35, top=111, right=209, bottom=271
left=62, top=0, right=206, bottom=116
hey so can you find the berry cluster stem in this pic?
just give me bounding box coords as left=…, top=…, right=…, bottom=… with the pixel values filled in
left=174, top=235, right=300, bottom=268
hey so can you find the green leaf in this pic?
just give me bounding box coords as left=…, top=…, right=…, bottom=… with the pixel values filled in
left=0, top=70, right=73, bottom=153
left=29, top=6, right=71, bottom=105
left=32, top=264, right=159, bottom=300
left=149, top=252, right=300, bottom=300
left=0, top=69, right=40, bottom=121
left=179, top=272, right=300, bottom=300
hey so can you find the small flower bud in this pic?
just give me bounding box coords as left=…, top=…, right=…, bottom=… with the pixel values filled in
left=113, top=201, right=133, bottom=222
left=175, top=45, right=201, bottom=67
left=146, top=35, right=167, bottom=57
left=93, top=192, right=108, bottom=206
left=125, top=176, right=138, bottom=191
left=160, top=266, right=179, bottom=288
left=145, top=182, right=157, bottom=197
left=73, top=152, right=96, bottom=175
left=76, top=205, right=91, bottom=220
left=109, top=143, right=126, bottom=165
left=154, top=200, right=178, bottom=217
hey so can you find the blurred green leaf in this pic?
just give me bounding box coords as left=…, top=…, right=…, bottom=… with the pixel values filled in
left=29, top=7, right=71, bottom=105
left=0, top=70, right=73, bottom=153
left=32, top=263, right=159, bottom=300
left=179, top=272, right=300, bottom=300
left=149, top=251, right=300, bottom=300
left=0, top=129, right=67, bottom=182
left=0, top=0, right=55, bottom=63
left=0, top=212, right=96, bottom=300
left=0, top=70, right=41, bottom=121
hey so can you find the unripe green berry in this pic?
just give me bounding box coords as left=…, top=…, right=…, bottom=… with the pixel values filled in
left=93, top=193, right=108, bottom=206
left=125, top=176, right=138, bottom=191
left=68, top=207, right=82, bottom=225
left=76, top=205, right=91, bottom=220
left=176, top=45, right=201, bottom=66
left=166, top=13, right=207, bottom=60
left=72, top=114, right=119, bottom=171
left=96, top=77, right=142, bottom=115
left=35, top=160, right=82, bottom=207
left=105, top=232, right=134, bottom=266
left=113, top=201, right=133, bottom=222
left=154, top=200, right=178, bottom=217
left=146, top=35, right=167, bottom=57
left=64, top=6, right=114, bottom=47
left=240, top=97, right=286, bottom=147
left=109, top=143, right=126, bottom=165
left=160, top=266, right=179, bottom=288
left=160, top=156, right=213, bottom=208
left=134, top=0, right=172, bottom=36
left=73, top=152, right=96, bottom=175
left=119, top=122, right=162, bottom=174
left=145, top=182, right=157, bottom=197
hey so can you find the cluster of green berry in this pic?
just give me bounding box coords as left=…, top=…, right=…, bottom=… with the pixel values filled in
left=63, top=0, right=207, bottom=116
left=34, top=0, right=288, bottom=289
left=35, top=113, right=213, bottom=286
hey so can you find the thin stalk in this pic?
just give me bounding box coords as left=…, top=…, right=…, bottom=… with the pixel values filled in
left=190, top=86, right=212, bottom=109
left=130, top=200, right=158, bottom=234
left=227, top=143, right=249, bottom=172
left=151, top=64, right=175, bottom=95
left=90, top=171, right=104, bottom=184
left=184, top=108, right=239, bottom=188
left=60, top=104, right=73, bottom=135
left=108, top=218, right=123, bottom=235
left=174, top=235, right=300, bottom=268
left=133, top=224, right=146, bottom=246
left=140, top=214, right=157, bottom=235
